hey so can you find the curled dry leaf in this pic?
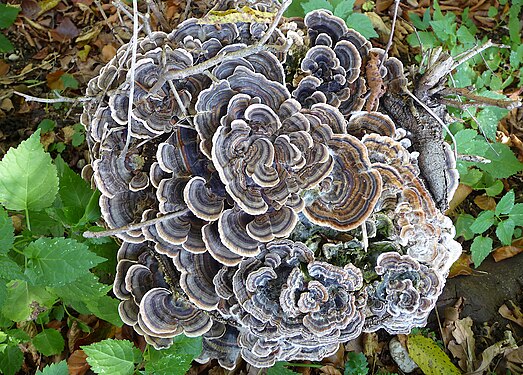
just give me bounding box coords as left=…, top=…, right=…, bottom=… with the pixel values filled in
left=498, top=301, right=523, bottom=328
left=50, top=17, right=80, bottom=42
left=319, top=365, right=342, bottom=375
left=506, top=345, right=523, bottom=374
left=448, top=253, right=473, bottom=278
left=474, top=195, right=496, bottom=211
left=447, top=183, right=473, bottom=213
left=493, top=238, right=523, bottom=262
left=67, top=349, right=90, bottom=375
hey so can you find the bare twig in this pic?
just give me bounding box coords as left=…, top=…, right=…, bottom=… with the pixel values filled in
left=458, top=154, right=491, bottom=164
left=379, top=0, right=401, bottom=70
left=83, top=208, right=190, bottom=238
left=13, top=91, right=90, bottom=103
left=149, top=0, right=292, bottom=94
left=120, top=0, right=140, bottom=160
left=183, top=0, right=192, bottom=21
left=95, top=0, right=125, bottom=45
left=145, top=0, right=170, bottom=29
left=440, top=87, right=522, bottom=110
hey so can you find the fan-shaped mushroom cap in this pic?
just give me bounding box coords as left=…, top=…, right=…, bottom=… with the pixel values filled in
left=196, top=323, right=241, bottom=370
left=304, top=134, right=382, bottom=231
left=218, top=209, right=261, bottom=257
left=348, top=111, right=396, bottom=138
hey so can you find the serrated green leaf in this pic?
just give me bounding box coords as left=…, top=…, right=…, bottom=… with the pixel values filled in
left=0, top=4, right=20, bottom=28
left=302, top=0, right=334, bottom=14
left=346, top=13, right=378, bottom=38
left=496, top=190, right=515, bottom=215
left=496, top=219, right=515, bottom=246
left=476, top=106, right=509, bottom=141
left=267, top=362, right=299, bottom=375
left=508, top=3, right=522, bottom=44
left=455, top=213, right=475, bottom=241
left=478, top=143, right=523, bottom=179
left=51, top=273, right=109, bottom=303
left=35, top=360, right=69, bottom=375
left=459, top=167, right=483, bottom=187
left=27, top=210, right=64, bottom=237
left=32, top=329, right=65, bottom=356
left=0, top=207, right=14, bottom=254
left=0, top=129, right=58, bottom=211
left=56, top=161, right=98, bottom=225
left=1, top=280, right=56, bottom=321
left=0, top=34, right=14, bottom=53
left=409, top=12, right=429, bottom=30
left=0, top=256, right=25, bottom=281
left=334, top=0, right=355, bottom=19
left=407, top=334, right=461, bottom=375
left=509, top=203, right=523, bottom=226
left=284, top=0, right=306, bottom=17
left=470, top=210, right=496, bottom=234
left=145, top=335, right=202, bottom=375
left=0, top=344, right=23, bottom=375
left=471, top=236, right=493, bottom=267
left=85, top=295, right=123, bottom=327
left=24, top=237, right=105, bottom=287
left=82, top=339, right=141, bottom=375
left=456, top=25, right=476, bottom=45
left=60, top=73, right=79, bottom=89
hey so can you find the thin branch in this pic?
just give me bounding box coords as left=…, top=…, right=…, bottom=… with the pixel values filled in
left=379, top=0, right=400, bottom=70
left=145, top=0, right=170, bottom=30
left=149, top=0, right=292, bottom=94
left=440, top=87, right=522, bottom=110
left=13, top=91, right=90, bottom=103
left=120, top=0, right=140, bottom=160
left=83, top=208, right=190, bottom=238
left=95, top=0, right=125, bottom=45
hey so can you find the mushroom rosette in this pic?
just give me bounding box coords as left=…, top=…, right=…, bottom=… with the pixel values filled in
left=83, top=6, right=462, bottom=369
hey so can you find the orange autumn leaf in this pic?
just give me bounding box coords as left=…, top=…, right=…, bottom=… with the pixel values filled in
left=492, top=239, right=523, bottom=262
left=46, top=70, right=65, bottom=90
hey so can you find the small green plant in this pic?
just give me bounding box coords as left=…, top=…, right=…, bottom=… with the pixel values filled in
left=0, top=4, right=20, bottom=53
left=285, top=0, right=378, bottom=39
left=344, top=352, right=369, bottom=375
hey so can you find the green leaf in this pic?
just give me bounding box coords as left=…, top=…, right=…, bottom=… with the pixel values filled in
left=82, top=339, right=141, bottom=375
left=496, top=190, right=515, bottom=215
left=496, top=219, right=515, bottom=246
left=0, top=207, right=14, bottom=254
left=145, top=335, right=202, bottom=375
left=346, top=13, right=378, bottom=39
left=56, top=161, right=98, bottom=225
left=508, top=2, right=522, bottom=44
left=24, top=237, right=106, bottom=287
left=0, top=129, right=59, bottom=211
left=60, top=73, right=79, bottom=89
left=267, top=362, right=299, bottom=375
left=51, top=273, right=109, bottom=303
left=0, top=4, right=20, bottom=28
left=35, top=360, right=69, bottom=375
left=37, top=119, right=56, bottom=134
left=85, top=295, right=123, bottom=327
left=32, top=329, right=65, bottom=356
left=459, top=168, right=483, bottom=187
left=0, top=345, right=24, bottom=375
left=284, top=0, right=306, bottom=17
left=509, top=203, right=523, bottom=226
left=485, top=180, right=504, bottom=196
left=409, top=12, right=429, bottom=30
left=456, top=25, right=476, bottom=45
left=407, top=334, right=461, bottom=375
left=476, top=106, right=509, bottom=141
left=302, top=0, right=334, bottom=14
left=470, top=210, right=496, bottom=234
left=1, top=280, right=55, bottom=321
left=334, top=0, right=355, bottom=19
left=470, top=236, right=493, bottom=267
left=454, top=213, right=475, bottom=241
left=478, top=143, right=523, bottom=179
left=0, top=34, right=14, bottom=53
left=345, top=352, right=369, bottom=375
left=0, top=256, right=25, bottom=281
left=487, top=6, right=498, bottom=17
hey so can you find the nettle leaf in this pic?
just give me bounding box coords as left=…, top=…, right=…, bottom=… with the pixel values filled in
left=145, top=335, right=202, bottom=375
left=471, top=236, right=493, bottom=267
left=56, top=160, right=100, bottom=225
left=407, top=334, right=461, bottom=375
left=333, top=0, right=355, bottom=19
left=454, top=213, right=475, bottom=241
left=0, top=129, right=58, bottom=211
left=496, top=219, right=515, bottom=246
left=1, top=280, right=56, bottom=322
left=0, top=256, right=25, bottom=281
left=32, top=329, right=65, bottom=356
left=85, top=295, right=123, bottom=327
left=0, top=344, right=24, bottom=375
left=302, top=0, right=334, bottom=14
left=0, top=4, right=20, bottom=28
left=509, top=203, right=523, bottom=226
left=35, top=360, right=69, bottom=375
left=470, top=210, right=496, bottom=234
left=82, top=339, right=141, bottom=375
left=0, top=207, right=14, bottom=254
left=51, top=273, right=110, bottom=303
left=346, top=12, right=378, bottom=39
left=24, top=237, right=106, bottom=287
left=495, top=190, right=515, bottom=215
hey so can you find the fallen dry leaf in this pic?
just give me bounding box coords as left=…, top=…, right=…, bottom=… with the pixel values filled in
left=50, top=17, right=80, bottom=42
left=469, top=332, right=518, bottom=375
left=449, top=253, right=474, bottom=278
left=0, top=60, right=10, bottom=76
left=319, top=365, right=342, bottom=375
left=101, top=44, right=117, bottom=62
left=499, top=301, right=523, bottom=328
left=474, top=195, right=496, bottom=211
left=493, top=238, right=523, bottom=262
left=46, top=70, right=65, bottom=90
left=447, top=183, right=473, bottom=213
left=506, top=345, right=523, bottom=374
left=68, top=349, right=90, bottom=375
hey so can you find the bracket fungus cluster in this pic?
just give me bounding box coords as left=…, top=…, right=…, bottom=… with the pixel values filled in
left=83, top=7, right=461, bottom=369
